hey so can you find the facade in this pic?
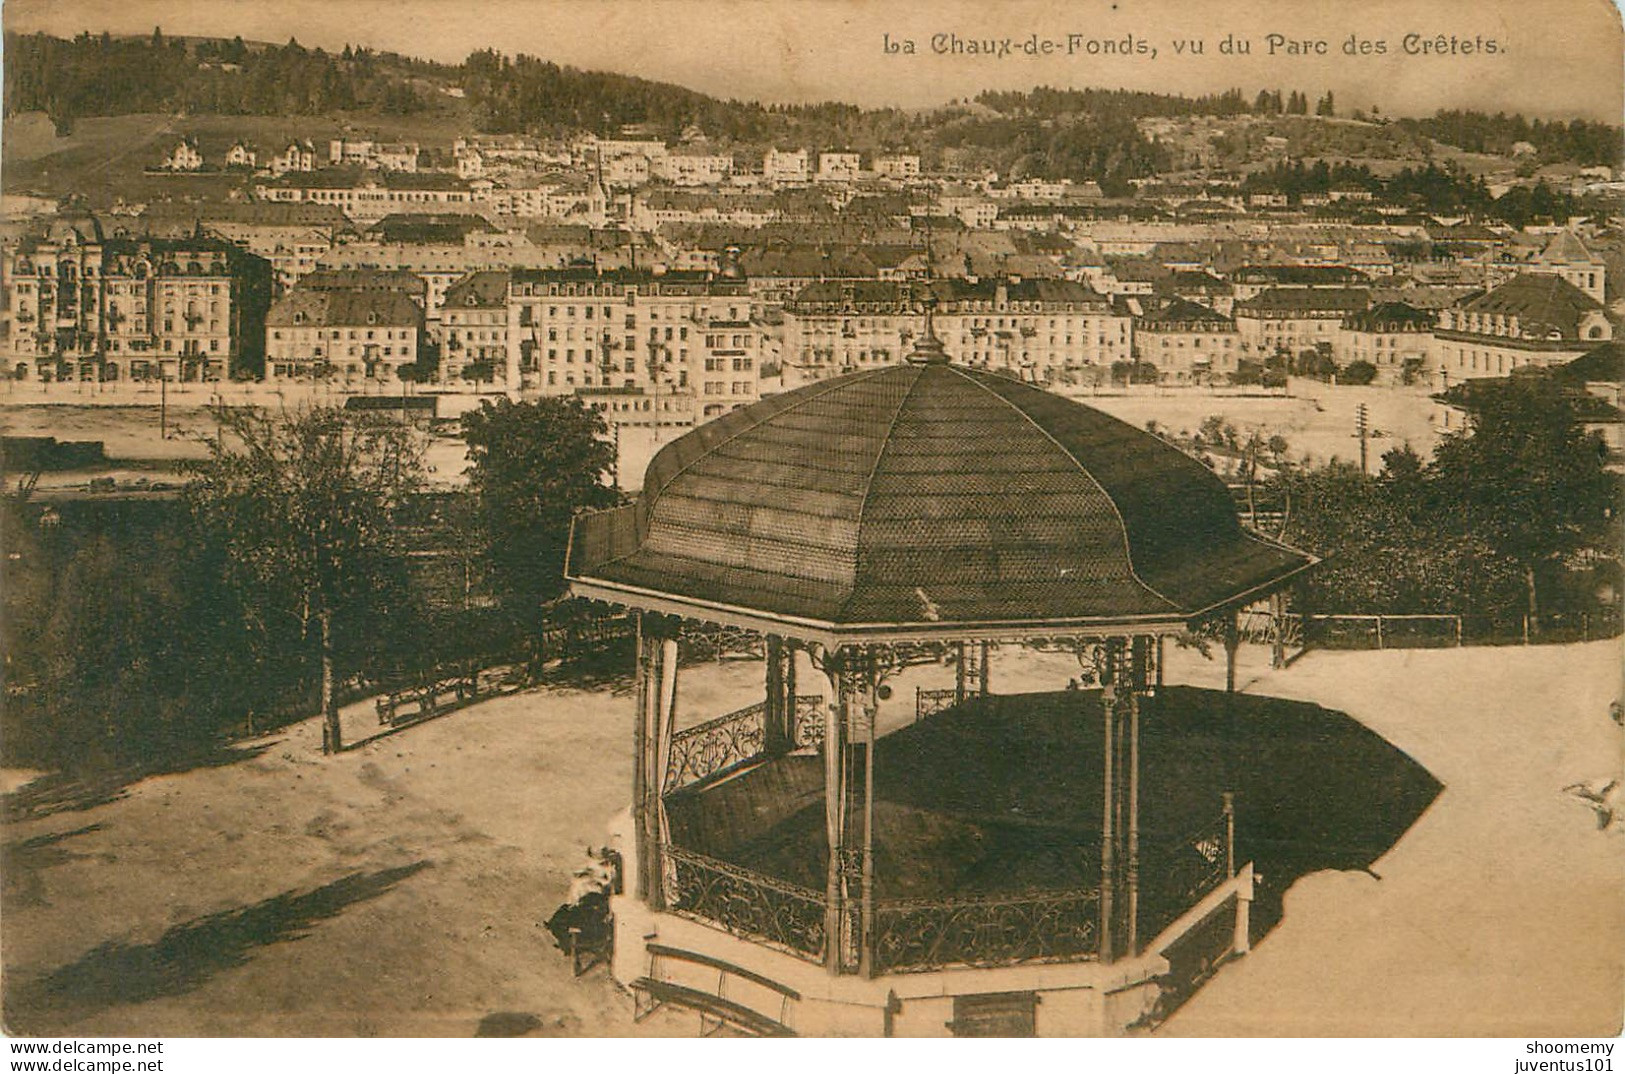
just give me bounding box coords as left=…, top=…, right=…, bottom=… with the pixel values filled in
left=1523, top=230, right=1607, bottom=303
left=1228, top=264, right=1370, bottom=301
left=225, top=141, right=258, bottom=169
left=1, top=218, right=271, bottom=382
left=783, top=277, right=1130, bottom=384
left=874, top=154, right=921, bottom=181
left=816, top=152, right=863, bottom=184
left=269, top=140, right=319, bottom=176
left=439, top=270, right=510, bottom=383
left=1232, top=287, right=1371, bottom=360
left=1336, top=301, right=1436, bottom=385
left=254, top=173, right=476, bottom=223
left=1433, top=273, right=1613, bottom=383
left=763, top=148, right=811, bottom=186
left=163, top=138, right=204, bottom=172
left=653, top=149, right=735, bottom=187
left=264, top=288, right=423, bottom=383
left=1134, top=298, right=1239, bottom=382
left=505, top=265, right=762, bottom=421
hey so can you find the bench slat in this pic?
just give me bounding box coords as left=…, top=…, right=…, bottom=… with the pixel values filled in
left=644, top=943, right=801, bottom=1001
left=631, top=978, right=794, bottom=1037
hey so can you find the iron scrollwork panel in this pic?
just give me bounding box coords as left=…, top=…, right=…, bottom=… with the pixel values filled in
left=665, top=846, right=827, bottom=962
left=872, top=889, right=1102, bottom=974
left=665, top=703, right=767, bottom=789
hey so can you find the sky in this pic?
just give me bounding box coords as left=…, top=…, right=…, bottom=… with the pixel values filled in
left=4, top=0, right=1622, bottom=122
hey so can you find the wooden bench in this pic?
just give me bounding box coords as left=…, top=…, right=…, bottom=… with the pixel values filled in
left=375, top=668, right=479, bottom=727
left=631, top=943, right=799, bottom=1037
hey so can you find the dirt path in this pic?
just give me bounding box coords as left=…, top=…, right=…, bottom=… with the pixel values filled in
left=2, top=643, right=1617, bottom=1036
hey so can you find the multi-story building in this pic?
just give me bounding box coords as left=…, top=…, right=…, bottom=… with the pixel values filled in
left=269, top=140, right=319, bottom=175
left=254, top=172, right=476, bottom=223
left=1227, top=264, right=1370, bottom=302
left=505, top=264, right=762, bottom=421
left=1134, top=298, right=1239, bottom=383
left=782, top=277, right=1130, bottom=384
left=763, top=148, right=810, bottom=186
left=225, top=141, right=258, bottom=169
left=1, top=216, right=272, bottom=382
left=1233, top=287, right=1371, bottom=360
left=652, top=148, right=734, bottom=187
left=1336, top=301, right=1436, bottom=385
left=163, top=138, right=204, bottom=172
left=264, top=288, right=423, bottom=383
left=1510, top=230, right=1608, bottom=303
left=1433, top=273, right=1613, bottom=382
left=816, top=152, right=863, bottom=184
left=439, top=270, right=509, bottom=383
left=874, top=154, right=922, bottom=181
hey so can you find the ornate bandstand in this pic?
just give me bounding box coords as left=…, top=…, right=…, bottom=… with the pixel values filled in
left=565, top=305, right=1316, bottom=1036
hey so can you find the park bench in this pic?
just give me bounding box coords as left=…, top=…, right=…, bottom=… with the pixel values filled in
left=375, top=666, right=479, bottom=726
left=631, top=943, right=799, bottom=1037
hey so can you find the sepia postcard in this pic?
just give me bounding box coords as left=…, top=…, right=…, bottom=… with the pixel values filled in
left=0, top=0, right=1621, bottom=1055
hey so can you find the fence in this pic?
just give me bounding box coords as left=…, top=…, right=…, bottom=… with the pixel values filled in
left=1299, top=610, right=1622, bottom=651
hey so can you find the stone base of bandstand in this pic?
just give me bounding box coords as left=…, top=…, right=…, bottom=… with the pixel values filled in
left=603, top=810, right=1255, bottom=1037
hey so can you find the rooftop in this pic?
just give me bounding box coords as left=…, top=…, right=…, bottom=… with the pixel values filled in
left=568, top=362, right=1311, bottom=640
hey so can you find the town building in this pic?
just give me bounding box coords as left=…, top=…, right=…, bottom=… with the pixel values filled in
left=505, top=263, right=762, bottom=421
left=225, top=141, right=258, bottom=169
left=873, top=154, right=921, bottom=181
left=1516, top=230, right=1608, bottom=303
left=763, top=148, right=811, bottom=186
left=254, top=172, right=477, bottom=223
left=1134, top=298, right=1239, bottom=383
left=652, top=147, right=735, bottom=187
left=816, top=152, right=863, bottom=184
left=1232, top=288, right=1372, bottom=360
left=782, top=276, right=1130, bottom=384
left=264, top=287, right=423, bottom=383
left=439, top=270, right=509, bottom=383
left=1, top=217, right=272, bottom=382
left=1433, top=273, right=1613, bottom=383
left=163, top=138, right=204, bottom=172
left=269, top=140, right=319, bottom=175
left=1336, top=301, right=1436, bottom=385
left=1227, top=264, right=1370, bottom=301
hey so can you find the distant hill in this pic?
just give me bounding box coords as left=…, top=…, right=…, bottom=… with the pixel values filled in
left=4, top=29, right=1618, bottom=191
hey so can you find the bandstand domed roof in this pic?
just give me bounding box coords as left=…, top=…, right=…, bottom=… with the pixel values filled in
left=568, top=359, right=1312, bottom=640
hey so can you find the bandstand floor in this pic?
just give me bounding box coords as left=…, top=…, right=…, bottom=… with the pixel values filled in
left=665, top=687, right=1440, bottom=944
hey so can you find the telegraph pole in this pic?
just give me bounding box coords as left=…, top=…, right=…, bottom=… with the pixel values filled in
left=1355, top=402, right=1369, bottom=475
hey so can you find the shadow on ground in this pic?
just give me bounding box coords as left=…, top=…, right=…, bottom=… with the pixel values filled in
left=0, top=824, right=105, bottom=909
left=1, top=742, right=277, bottom=825
left=3, top=861, right=430, bottom=1033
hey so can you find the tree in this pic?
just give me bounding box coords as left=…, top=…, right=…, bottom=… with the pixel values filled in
left=1340, top=360, right=1378, bottom=385
left=1428, top=377, right=1616, bottom=622
left=186, top=406, right=423, bottom=754
left=461, top=398, right=618, bottom=636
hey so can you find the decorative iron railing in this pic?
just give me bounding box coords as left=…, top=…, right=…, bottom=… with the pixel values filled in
left=666, top=845, right=826, bottom=962
left=915, top=688, right=958, bottom=722
left=666, top=702, right=766, bottom=789
left=872, top=887, right=1102, bottom=974
left=1149, top=809, right=1232, bottom=920
left=792, top=695, right=825, bottom=751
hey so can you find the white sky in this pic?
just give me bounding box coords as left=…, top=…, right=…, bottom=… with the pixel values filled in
left=5, top=0, right=1622, bottom=122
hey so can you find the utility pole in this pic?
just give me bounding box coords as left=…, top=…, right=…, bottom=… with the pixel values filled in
left=159, top=373, right=168, bottom=440
left=1355, top=402, right=1369, bottom=475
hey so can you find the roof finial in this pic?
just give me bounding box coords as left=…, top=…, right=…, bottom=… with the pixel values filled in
left=906, top=291, right=949, bottom=364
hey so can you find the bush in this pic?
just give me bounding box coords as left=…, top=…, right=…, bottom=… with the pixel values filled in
left=1341, top=360, right=1378, bottom=385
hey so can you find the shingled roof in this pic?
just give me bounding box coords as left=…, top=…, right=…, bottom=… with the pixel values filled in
left=568, top=363, right=1312, bottom=641
left=1457, top=273, right=1602, bottom=338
